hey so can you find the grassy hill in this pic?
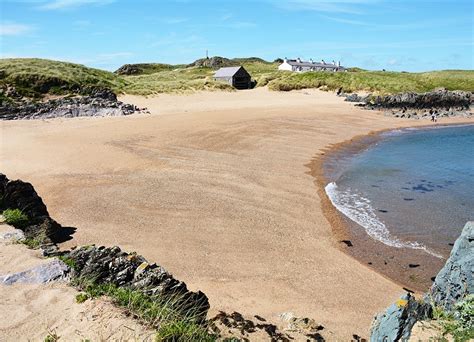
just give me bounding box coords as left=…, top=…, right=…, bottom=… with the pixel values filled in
left=1, top=58, right=473, bottom=100
left=0, top=58, right=127, bottom=98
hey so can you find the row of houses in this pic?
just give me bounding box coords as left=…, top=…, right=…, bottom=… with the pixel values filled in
left=278, top=58, right=346, bottom=72
left=213, top=57, right=346, bottom=89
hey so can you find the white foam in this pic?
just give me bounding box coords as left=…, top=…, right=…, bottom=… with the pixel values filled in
left=325, top=182, right=443, bottom=258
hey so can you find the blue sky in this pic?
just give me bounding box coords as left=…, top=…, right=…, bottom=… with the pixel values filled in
left=1, top=0, right=473, bottom=71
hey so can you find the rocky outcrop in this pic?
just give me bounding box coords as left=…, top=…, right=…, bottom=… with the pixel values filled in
left=0, top=88, right=146, bottom=120
left=370, top=294, right=432, bottom=342
left=346, top=89, right=473, bottom=119
left=115, top=64, right=144, bottom=75
left=0, top=174, right=71, bottom=250
left=370, top=221, right=473, bottom=341
left=65, top=245, right=210, bottom=322
left=188, top=56, right=238, bottom=69
left=430, top=221, right=474, bottom=311
left=364, top=90, right=472, bottom=110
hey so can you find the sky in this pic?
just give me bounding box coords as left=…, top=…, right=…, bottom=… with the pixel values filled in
left=1, top=0, right=473, bottom=72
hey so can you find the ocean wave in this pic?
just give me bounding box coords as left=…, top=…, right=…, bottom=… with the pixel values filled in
left=325, top=182, right=443, bottom=258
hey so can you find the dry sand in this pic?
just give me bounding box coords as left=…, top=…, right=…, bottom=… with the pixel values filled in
left=1, top=88, right=471, bottom=340
left=0, top=224, right=155, bottom=341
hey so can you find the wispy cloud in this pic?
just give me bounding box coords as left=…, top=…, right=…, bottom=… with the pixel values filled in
left=38, top=0, right=114, bottom=10
left=0, top=23, right=34, bottom=36
left=320, top=15, right=371, bottom=25
left=275, top=0, right=382, bottom=14
left=162, top=17, right=189, bottom=24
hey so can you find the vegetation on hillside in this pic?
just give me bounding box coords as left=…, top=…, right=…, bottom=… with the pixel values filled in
left=265, top=70, right=474, bottom=94
left=1, top=57, right=473, bottom=99
left=0, top=58, right=127, bottom=98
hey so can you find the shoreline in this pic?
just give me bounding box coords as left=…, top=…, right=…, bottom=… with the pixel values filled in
left=2, top=88, right=472, bottom=339
left=309, top=121, right=474, bottom=293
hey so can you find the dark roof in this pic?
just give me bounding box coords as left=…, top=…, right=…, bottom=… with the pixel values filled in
left=284, top=60, right=345, bottom=69
left=213, top=66, right=243, bottom=77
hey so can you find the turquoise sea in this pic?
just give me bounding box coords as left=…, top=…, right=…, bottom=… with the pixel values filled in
left=326, top=124, right=474, bottom=259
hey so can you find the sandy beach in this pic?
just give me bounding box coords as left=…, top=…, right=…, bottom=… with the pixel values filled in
left=1, top=88, right=471, bottom=339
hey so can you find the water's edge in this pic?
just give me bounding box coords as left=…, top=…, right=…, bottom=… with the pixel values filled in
left=308, top=122, right=474, bottom=292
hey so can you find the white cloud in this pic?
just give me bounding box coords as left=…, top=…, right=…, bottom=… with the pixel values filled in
left=273, top=0, right=382, bottom=14
left=162, top=17, right=189, bottom=25
left=38, top=0, right=114, bottom=10
left=0, top=23, right=33, bottom=36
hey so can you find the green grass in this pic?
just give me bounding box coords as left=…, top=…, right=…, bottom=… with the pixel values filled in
left=72, top=278, right=215, bottom=341
left=2, top=208, right=29, bottom=229
left=75, top=293, right=89, bottom=304
left=431, top=295, right=474, bottom=341
left=58, top=255, right=77, bottom=269
left=266, top=70, right=474, bottom=94
left=0, top=58, right=127, bottom=98
left=1, top=58, right=473, bottom=98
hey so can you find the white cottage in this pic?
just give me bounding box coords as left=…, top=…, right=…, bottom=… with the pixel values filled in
left=278, top=58, right=346, bottom=72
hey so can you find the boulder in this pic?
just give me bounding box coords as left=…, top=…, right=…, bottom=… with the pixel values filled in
left=429, top=221, right=474, bottom=311
left=370, top=293, right=432, bottom=342
left=0, top=259, right=69, bottom=285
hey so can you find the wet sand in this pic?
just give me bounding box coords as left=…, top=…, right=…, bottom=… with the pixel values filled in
left=1, top=88, right=471, bottom=339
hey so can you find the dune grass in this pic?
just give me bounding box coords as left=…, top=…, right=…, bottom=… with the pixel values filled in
left=72, top=277, right=215, bottom=341
left=1, top=58, right=473, bottom=98
left=266, top=70, right=474, bottom=94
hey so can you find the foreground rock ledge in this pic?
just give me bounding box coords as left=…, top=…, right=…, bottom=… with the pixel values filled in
left=370, top=221, right=474, bottom=341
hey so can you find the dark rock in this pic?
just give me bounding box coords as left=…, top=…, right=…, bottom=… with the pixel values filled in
left=345, top=93, right=363, bottom=102
left=408, top=264, right=420, bottom=268
left=361, top=89, right=473, bottom=119
left=370, top=293, right=432, bottom=342
left=188, top=56, right=238, bottom=69
left=429, top=221, right=473, bottom=311
left=0, top=173, right=74, bottom=246
left=0, top=90, right=145, bottom=120
left=341, top=240, right=353, bottom=247
left=66, top=245, right=210, bottom=323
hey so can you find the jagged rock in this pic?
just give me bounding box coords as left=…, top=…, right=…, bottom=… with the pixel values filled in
left=366, top=90, right=472, bottom=110
left=188, top=56, right=238, bottom=69
left=0, top=259, right=69, bottom=285
left=66, top=245, right=210, bottom=322
left=360, top=89, right=473, bottom=119
left=345, top=93, right=363, bottom=102
left=115, top=64, right=143, bottom=75
left=0, top=90, right=145, bottom=120
left=0, top=174, right=68, bottom=246
left=429, top=221, right=474, bottom=311
left=370, top=293, right=432, bottom=342
left=0, top=175, right=49, bottom=219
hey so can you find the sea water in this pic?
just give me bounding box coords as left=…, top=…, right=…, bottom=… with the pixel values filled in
left=326, top=124, right=474, bottom=258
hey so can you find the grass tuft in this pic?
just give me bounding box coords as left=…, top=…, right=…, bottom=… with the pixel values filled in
left=75, top=293, right=89, bottom=304
left=71, top=277, right=215, bottom=341
left=2, top=208, right=30, bottom=229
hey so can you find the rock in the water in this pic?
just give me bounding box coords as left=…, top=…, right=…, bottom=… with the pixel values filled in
left=429, top=221, right=474, bottom=311
left=370, top=293, right=432, bottom=342
left=0, top=259, right=69, bottom=285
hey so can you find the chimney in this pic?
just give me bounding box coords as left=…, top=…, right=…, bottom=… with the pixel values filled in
left=321, top=59, right=325, bottom=64
left=332, top=60, right=336, bottom=65
left=338, top=61, right=341, bottom=67
left=297, top=57, right=302, bottom=63
left=284, top=57, right=288, bottom=63
left=310, top=58, right=314, bottom=64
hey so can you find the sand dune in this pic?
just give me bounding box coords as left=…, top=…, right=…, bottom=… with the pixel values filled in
left=1, top=88, right=471, bottom=339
